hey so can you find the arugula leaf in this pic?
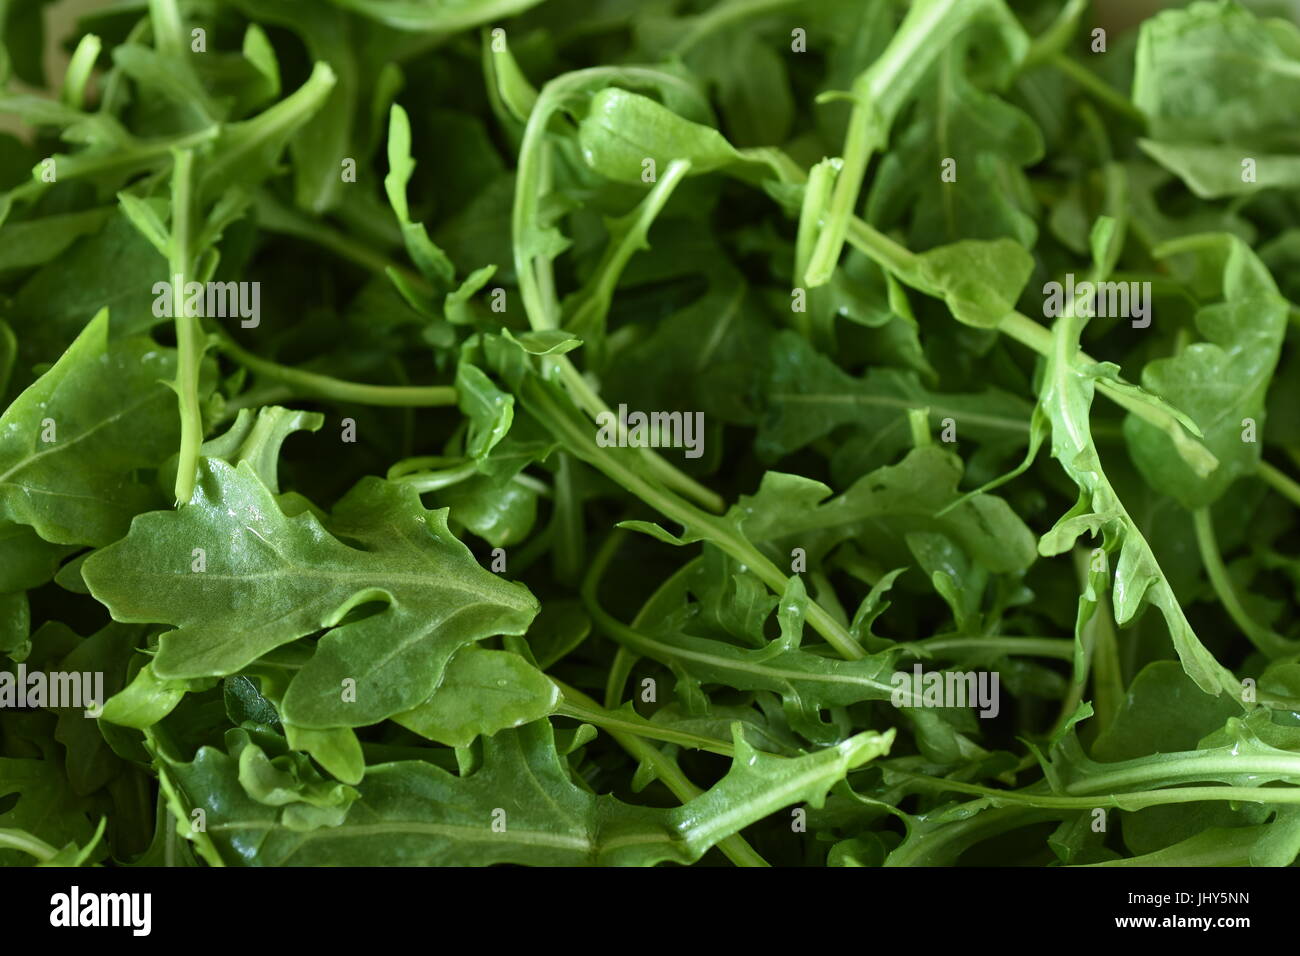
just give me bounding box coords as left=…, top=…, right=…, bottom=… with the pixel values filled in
left=867, top=42, right=1043, bottom=249
left=1124, top=233, right=1288, bottom=508
left=1038, top=293, right=1239, bottom=700
left=1133, top=0, right=1300, bottom=149
left=83, top=459, right=538, bottom=728
left=393, top=647, right=559, bottom=747
left=0, top=310, right=197, bottom=546
left=161, top=719, right=892, bottom=866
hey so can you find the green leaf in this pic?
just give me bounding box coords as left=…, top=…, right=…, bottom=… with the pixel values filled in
left=0, top=520, right=75, bottom=592
left=759, top=329, right=1033, bottom=462
left=1124, top=233, right=1288, bottom=508
left=1133, top=0, right=1300, bottom=149
left=502, top=329, right=582, bottom=355
left=1039, top=306, right=1240, bottom=699
left=867, top=42, right=1043, bottom=248
left=100, top=660, right=200, bottom=730
left=737, top=446, right=1039, bottom=575
left=83, top=460, right=538, bottom=728
left=593, top=555, right=903, bottom=742
left=190, top=405, right=324, bottom=495
left=199, top=61, right=339, bottom=204
left=0, top=590, right=29, bottom=660
left=444, top=264, right=497, bottom=325
left=1139, top=140, right=1300, bottom=198
left=456, top=363, right=514, bottom=459
left=392, top=647, right=559, bottom=747
left=163, top=719, right=892, bottom=865
left=577, top=87, right=742, bottom=185
left=908, top=238, right=1035, bottom=328
left=0, top=754, right=94, bottom=867
left=283, top=723, right=364, bottom=786
left=232, top=731, right=359, bottom=831
left=385, top=103, right=455, bottom=287
left=327, top=0, right=546, bottom=32
left=221, top=0, right=354, bottom=213
left=0, top=309, right=190, bottom=546
left=0, top=208, right=114, bottom=272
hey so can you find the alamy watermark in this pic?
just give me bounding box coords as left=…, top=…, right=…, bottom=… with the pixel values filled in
left=152, top=275, right=261, bottom=328
left=50, top=886, right=151, bottom=936
left=595, top=404, right=704, bottom=459
left=0, top=665, right=104, bottom=716
left=1043, top=273, right=1151, bottom=328
left=890, top=664, right=1000, bottom=718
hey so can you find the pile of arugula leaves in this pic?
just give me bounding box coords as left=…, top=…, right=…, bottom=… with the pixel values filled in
left=3, top=0, right=1300, bottom=868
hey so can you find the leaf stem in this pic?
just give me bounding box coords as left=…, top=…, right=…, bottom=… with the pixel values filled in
left=671, top=0, right=804, bottom=56
left=0, top=828, right=58, bottom=862
left=804, top=0, right=984, bottom=286
left=1089, top=588, right=1123, bottom=737
left=147, top=0, right=185, bottom=57
left=1192, top=507, right=1296, bottom=658
left=526, top=378, right=865, bottom=658
left=894, top=771, right=1300, bottom=812
left=552, top=696, right=737, bottom=757
left=836, top=218, right=1217, bottom=473
left=553, top=679, right=769, bottom=867
left=564, top=157, right=692, bottom=344
left=1259, top=460, right=1300, bottom=509
left=253, top=190, right=418, bottom=287
left=1023, top=0, right=1087, bottom=67
left=1050, top=53, right=1147, bottom=126
left=212, top=331, right=458, bottom=407
left=906, top=635, right=1075, bottom=660
left=170, top=148, right=204, bottom=506
left=513, top=67, right=725, bottom=513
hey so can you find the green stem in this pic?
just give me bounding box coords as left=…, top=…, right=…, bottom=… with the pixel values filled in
left=148, top=0, right=185, bottom=56
left=791, top=159, right=837, bottom=341
left=1089, top=588, right=1123, bottom=737
left=907, top=635, right=1075, bottom=660
left=217, top=383, right=297, bottom=422
left=144, top=728, right=225, bottom=867
left=62, top=35, right=102, bottom=111
left=1051, top=53, right=1147, bottom=125
left=894, top=771, right=1300, bottom=812
left=1192, top=507, right=1296, bottom=658
left=551, top=453, right=584, bottom=586
left=528, top=379, right=864, bottom=659
left=1071, top=751, right=1300, bottom=797
left=170, top=148, right=204, bottom=506
left=998, top=310, right=1184, bottom=440
left=553, top=697, right=737, bottom=757
left=581, top=533, right=893, bottom=710
left=49, top=126, right=219, bottom=187
left=1051, top=549, right=1099, bottom=738
left=393, top=462, right=480, bottom=492
left=1023, top=0, right=1087, bottom=67
left=1259, top=460, right=1300, bottom=509
left=835, top=210, right=1216, bottom=473
left=804, top=0, right=978, bottom=287
left=212, top=332, right=458, bottom=407
left=565, top=158, right=691, bottom=341
left=553, top=680, right=769, bottom=867
left=803, top=88, right=883, bottom=287
left=0, top=828, right=58, bottom=862
left=201, top=63, right=336, bottom=192
left=252, top=190, right=418, bottom=287
left=671, top=0, right=804, bottom=55
left=513, top=67, right=726, bottom=513
left=393, top=462, right=549, bottom=496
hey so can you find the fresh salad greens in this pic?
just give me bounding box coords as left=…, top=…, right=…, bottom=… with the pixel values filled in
left=3, top=0, right=1300, bottom=868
